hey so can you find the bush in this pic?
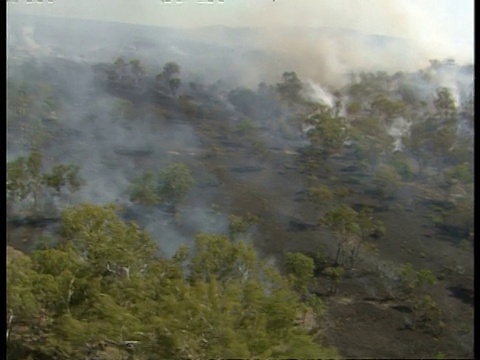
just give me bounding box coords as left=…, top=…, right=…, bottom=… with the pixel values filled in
left=392, top=153, right=417, bottom=181
left=284, top=252, right=315, bottom=292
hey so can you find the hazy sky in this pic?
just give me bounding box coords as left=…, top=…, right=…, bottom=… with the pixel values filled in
left=8, top=0, right=474, bottom=64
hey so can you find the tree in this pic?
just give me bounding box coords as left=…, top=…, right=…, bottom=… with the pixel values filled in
left=227, top=87, right=258, bottom=117
left=276, top=71, right=304, bottom=105
left=307, top=185, right=333, bottom=209
left=112, top=57, right=127, bottom=81
left=320, top=204, right=361, bottom=268
left=129, top=59, right=145, bottom=77
left=42, top=164, right=82, bottom=194
left=305, top=104, right=346, bottom=156
left=370, top=94, right=406, bottom=120
left=8, top=205, right=339, bottom=359
left=284, top=252, right=315, bottom=294
left=228, top=213, right=259, bottom=241
left=434, top=87, right=457, bottom=121
left=156, top=62, right=181, bottom=96
left=162, top=62, right=180, bottom=80
left=7, top=152, right=83, bottom=214
left=128, top=163, right=194, bottom=210
left=320, top=205, right=384, bottom=269
left=129, top=171, right=160, bottom=205
left=61, top=203, right=158, bottom=276
left=323, top=266, right=345, bottom=294
left=372, top=165, right=401, bottom=202
left=168, top=77, right=181, bottom=97
left=157, top=162, right=194, bottom=209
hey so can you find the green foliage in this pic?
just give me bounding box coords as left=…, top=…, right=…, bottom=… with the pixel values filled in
left=129, top=163, right=195, bottom=208
left=157, top=162, right=195, bottom=206
left=156, top=61, right=181, bottom=96
left=307, top=185, right=333, bottom=207
left=372, top=165, right=401, bottom=199
left=277, top=71, right=304, bottom=104
left=228, top=213, right=259, bottom=240
left=321, top=204, right=362, bottom=237
left=42, top=164, right=83, bottom=193
left=444, top=163, right=473, bottom=184
left=178, top=95, right=198, bottom=118
left=306, top=105, right=346, bottom=156
left=334, top=186, right=353, bottom=198
left=61, top=203, right=158, bottom=274
left=346, top=101, right=362, bottom=115
left=432, top=125, right=456, bottom=159
left=370, top=94, right=406, bottom=118
left=8, top=204, right=339, bottom=359
left=284, top=252, right=315, bottom=293
left=235, top=117, right=256, bottom=136
left=163, top=61, right=181, bottom=80
left=189, top=233, right=257, bottom=283
left=391, top=153, right=417, bottom=181
left=323, top=266, right=345, bottom=294
left=129, top=171, right=160, bottom=205
left=7, top=152, right=83, bottom=212
left=321, top=205, right=384, bottom=267
left=434, top=87, right=457, bottom=120
left=445, top=194, right=474, bottom=234
left=400, top=263, right=437, bottom=295
left=228, top=87, right=257, bottom=116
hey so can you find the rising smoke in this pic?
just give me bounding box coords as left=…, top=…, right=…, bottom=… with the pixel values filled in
left=6, top=2, right=473, bottom=255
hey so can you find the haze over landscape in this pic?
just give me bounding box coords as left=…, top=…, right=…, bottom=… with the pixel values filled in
left=6, top=1, right=474, bottom=359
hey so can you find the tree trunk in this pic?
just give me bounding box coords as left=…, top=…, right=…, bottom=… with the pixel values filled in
left=6, top=312, right=13, bottom=341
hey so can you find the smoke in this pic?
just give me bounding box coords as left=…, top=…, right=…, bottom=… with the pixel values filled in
left=304, top=80, right=335, bottom=107
left=6, top=7, right=474, bottom=260
left=21, top=26, right=39, bottom=50
left=386, top=117, right=412, bottom=152
left=9, top=1, right=473, bottom=90
left=219, top=0, right=473, bottom=89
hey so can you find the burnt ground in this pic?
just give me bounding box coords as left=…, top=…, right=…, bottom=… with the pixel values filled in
left=203, top=147, right=474, bottom=359
left=7, top=102, right=474, bottom=359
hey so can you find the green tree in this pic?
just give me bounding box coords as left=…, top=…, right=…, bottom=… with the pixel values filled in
left=372, top=165, right=401, bottom=202
left=320, top=204, right=361, bottom=268
left=228, top=87, right=257, bottom=116
left=162, top=61, right=180, bottom=80
left=129, top=59, right=146, bottom=85
left=42, top=164, right=83, bottom=194
left=129, top=171, right=160, bottom=205
left=7, top=204, right=339, bottom=359
left=276, top=71, right=304, bottom=105
left=157, top=162, right=195, bottom=208
left=307, top=185, right=333, bottom=209
left=305, top=104, right=346, bottom=156
left=284, top=252, right=315, bottom=293
left=434, top=87, right=457, bottom=121
left=7, top=152, right=83, bottom=214
left=156, top=62, right=181, bottom=95
left=321, top=205, right=383, bottom=269
left=370, top=94, right=406, bottom=119
left=61, top=203, right=158, bottom=277
left=228, top=213, right=259, bottom=240
left=168, top=77, right=181, bottom=97
left=323, top=266, right=345, bottom=294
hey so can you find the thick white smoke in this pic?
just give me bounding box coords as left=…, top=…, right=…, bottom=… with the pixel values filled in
left=387, top=117, right=412, bottom=152
left=305, top=80, right=335, bottom=107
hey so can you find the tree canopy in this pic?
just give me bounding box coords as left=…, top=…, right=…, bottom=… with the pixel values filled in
left=7, top=203, right=338, bottom=359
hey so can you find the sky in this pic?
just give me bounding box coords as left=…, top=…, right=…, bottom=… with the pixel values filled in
left=7, top=0, right=474, bottom=62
